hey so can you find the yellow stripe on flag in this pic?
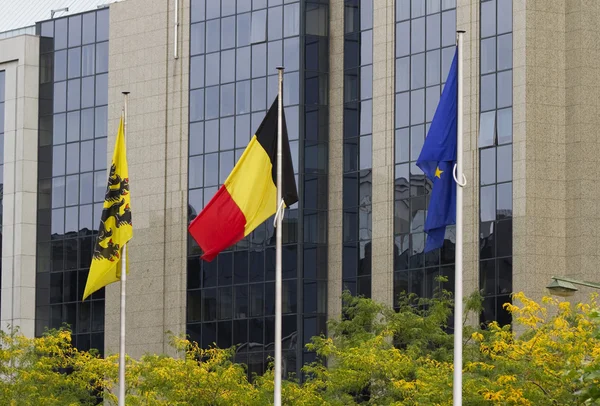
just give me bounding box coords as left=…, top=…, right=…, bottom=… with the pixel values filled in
left=83, top=117, right=133, bottom=300
left=224, top=135, right=277, bottom=236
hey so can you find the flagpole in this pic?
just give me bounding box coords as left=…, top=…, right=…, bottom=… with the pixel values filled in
left=274, top=67, right=284, bottom=406
left=119, top=91, right=130, bottom=406
left=453, top=31, right=465, bottom=406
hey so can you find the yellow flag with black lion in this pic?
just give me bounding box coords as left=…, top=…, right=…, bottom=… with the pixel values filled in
left=83, top=117, right=132, bottom=300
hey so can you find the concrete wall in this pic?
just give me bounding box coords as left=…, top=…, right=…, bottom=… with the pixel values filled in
left=327, top=0, right=344, bottom=320
left=0, top=34, right=39, bottom=337
left=457, top=0, right=481, bottom=305
left=370, top=0, right=395, bottom=307
left=105, top=0, right=189, bottom=357
left=512, top=0, right=600, bottom=302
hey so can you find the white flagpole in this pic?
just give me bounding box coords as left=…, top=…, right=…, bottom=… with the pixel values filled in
left=119, top=91, right=130, bottom=406
left=453, top=31, right=465, bottom=406
left=274, top=67, right=284, bottom=406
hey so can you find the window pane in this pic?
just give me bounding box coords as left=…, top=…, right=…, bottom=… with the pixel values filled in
left=191, top=55, right=205, bottom=89
left=206, top=19, right=221, bottom=53
left=55, top=50, right=67, bottom=82
left=426, top=13, right=440, bottom=50
left=441, top=9, right=456, bottom=47
left=481, top=0, right=496, bottom=38
left=411, top=53, right=425, bottom=89
left=220, top=117, right=235, bottom=150
left=396, top=22, right=410, bottom=57
left=190, top=89, right=205, bottom=122
left=54, top=81, right=67, bottom=113
left=66, top=142, right=79, bottom=174
left=54, top=114, right=66, bottom=145
left=497, top=107, right=512, bottom=144
left=479, top=110, right=496, bottom=147
left=497, top=33, right=512, bottom=71
left=497, top=145, right=512, bottom=183
left=236, top=47, right=251, bottom=80
left=94, top=139, right=107, bottom=170
left=426, top=49, right=440, bottom=86
left=189, top=156, right=204, bottom=188
left=236, top=80, right=251, bottom=114
left=396, top=57, right=409, bottom=92
left=410, top=125, right=424, bottom=161
left=68, top=48, right=81, bottom=79
left=425, top=85, right=440, bottom=122
left=205, top=53, right=220, bottom=86
left=82, top=44, right=95, bottom=76
left=82, top=13, right=96, bottom=44
left=95, top=106, right=107, bottom=138
left=95, top=73, right=108, bottom=106
left=204, top=153, right=219, bottom=187
left=251, top=10, right=267, bottom=43
left=497, top=0, right=512, bottom=34
left=221, top=50, right=235, bottom=83
left=96, top=41, right=109, bottom=74
left=481, top=37, right=496, bottom=75
left=480, top=185, right=496, bottom=222
left=205, top=119, right=219, bottom=153
left=252, top=43, right=267, bottom=77
left=410, top=89, right=425, bottom=125
left=397, top=0, right=410, bottom=21
left=219, top=151, right=234, bottom=183
left=205, top=86, right=220, bottom=119
left=497, top=182, right=512, bottom=219
left=411, top=18, right=425, bottom=53
left=360, top=100, right=372, bottom=135
left=268, top=40, right=283, bottom=74
left=283, top=3, right=300, bottom=37
left=412, top=0, right=425, bottom=17
left=67, top=111, right=80, bottom=142
left=395, top=128, right=409, bottom=163
left=480, top=148, right=496, bottom=186
left=191, top=22, right=205, bottom=55
left=80, top=140, right=94, bottom=173
left=497, top=70, right=512, bottom=108
left=361, top=29, right=373, bottom=66
left=395, top=92, right=409, bottom=128
left=481, top=73, right=496, bottom=112
left=221, top=16, right=236, bottom=49
left=284, top=37, right=300, bottom=72
left=252, top=78, right=266, bottom=111
left=268, top=6, right=283, bottom=40
left=220, top=84, right=235, bottom=116
left=237, top=13, right=251, bottom=47
left=96, top=9, right=109, bottom=42
left=359, top=135, right=372, bottom=170
left=67, top=79, right=81, bottom=111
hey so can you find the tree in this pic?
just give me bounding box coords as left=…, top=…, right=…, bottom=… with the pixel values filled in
left=0, top=289, right=598, bottom=405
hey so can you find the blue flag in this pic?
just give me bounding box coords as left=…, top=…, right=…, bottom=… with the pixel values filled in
left=416, top=48, right=458, bottom=252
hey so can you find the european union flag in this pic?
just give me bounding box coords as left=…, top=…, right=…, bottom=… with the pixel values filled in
left=416, top=48, right=458, bottom=252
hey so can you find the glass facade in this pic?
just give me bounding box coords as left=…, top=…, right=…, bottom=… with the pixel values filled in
left=188, top=0, right=329, bottom=378
left=35, top=9, right=110, bottom=352
left=479, top=0, right=512, bottom=326
left=342, top=0, right=372, bottom=297
left=393, top=0, right=457, bottom=307
left=0, top=70, right=4, bottom=315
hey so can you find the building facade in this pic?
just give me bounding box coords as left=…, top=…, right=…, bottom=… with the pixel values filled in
left=1, top=0, right=600, bottom=377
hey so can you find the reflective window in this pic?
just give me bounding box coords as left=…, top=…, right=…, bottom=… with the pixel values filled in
left=221, top=16, right=236, bottom=49
left=251, top=10, right=267, bottom=43
left=477, top=0, right=513, bottom=325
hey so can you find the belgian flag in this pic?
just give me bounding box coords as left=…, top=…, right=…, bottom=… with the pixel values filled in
left=188, top=97, right=298, bottom=261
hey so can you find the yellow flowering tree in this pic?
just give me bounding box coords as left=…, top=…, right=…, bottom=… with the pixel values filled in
left=0, top=288, right=599, bottom=405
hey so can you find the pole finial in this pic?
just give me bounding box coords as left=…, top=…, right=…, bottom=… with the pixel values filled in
left=122, top=91, right=130, bottom=95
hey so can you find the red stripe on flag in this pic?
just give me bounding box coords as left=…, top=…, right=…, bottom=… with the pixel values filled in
left=188, top=185, right=246, bottom=262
